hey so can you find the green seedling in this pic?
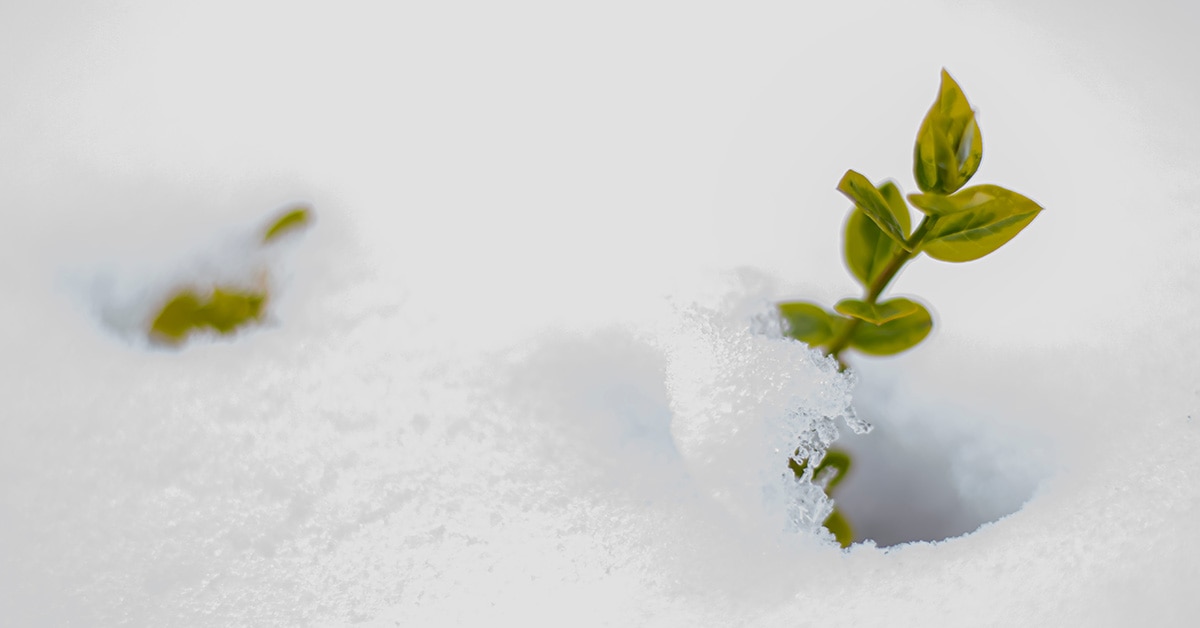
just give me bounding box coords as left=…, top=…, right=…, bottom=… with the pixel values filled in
left=148, top=205, right=313, bottom=346
left=779, top=70, right=1042, bottom=546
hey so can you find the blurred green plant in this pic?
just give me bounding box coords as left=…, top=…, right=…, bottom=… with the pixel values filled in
left=780, top=70, right=1042, bottom=547
left=148, top=205, right=312, bottom=346
left=262, top=206, right=312, bottom=244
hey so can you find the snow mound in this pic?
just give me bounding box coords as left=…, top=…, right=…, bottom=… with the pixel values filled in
left=2, top=243, right=864, bottom=626
left=654, top=274, right=866, bottom=535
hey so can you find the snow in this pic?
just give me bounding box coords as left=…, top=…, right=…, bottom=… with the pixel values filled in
left=3, top=0, right=1200, bottom=626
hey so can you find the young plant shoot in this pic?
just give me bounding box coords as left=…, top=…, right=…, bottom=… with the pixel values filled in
left=779, top=70, right=1042, bottom=546
left=148, top=205, right=313, bottom=346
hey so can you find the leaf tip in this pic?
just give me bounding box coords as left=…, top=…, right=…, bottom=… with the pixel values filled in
left=262, top=205, right=314, bottom=244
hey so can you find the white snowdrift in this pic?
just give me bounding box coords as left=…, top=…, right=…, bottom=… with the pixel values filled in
left=2, top=1, right=1198, bottom=626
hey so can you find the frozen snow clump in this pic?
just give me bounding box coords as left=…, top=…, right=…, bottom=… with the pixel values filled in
left=654, top=273, right=866, bottom=536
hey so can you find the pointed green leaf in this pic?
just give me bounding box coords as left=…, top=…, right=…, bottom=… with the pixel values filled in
left=837, top=171, right=910, bottom=248
left=843, top=182, right=911, bottom=287
left=835, top=297, right=920, bottom=325
left=913, top=69, right=983, bottom=195
left=263, top=206, right=313, bottom=243
left=849, top=301, right=933, bottom=355
left=778, top=301, right=833, bottom=345
left=919, top=185, right=1042, bottom=262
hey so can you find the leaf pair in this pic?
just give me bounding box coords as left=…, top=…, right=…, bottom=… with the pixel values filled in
left=778, top=298, right=932, bottom=356
left=839, top=175, right=911, bottom=290
left=837, top=172, right=910, bottom=251
left=843, top=172, right=1042, bottom=270
left=147, top=205, right=314, bottom=346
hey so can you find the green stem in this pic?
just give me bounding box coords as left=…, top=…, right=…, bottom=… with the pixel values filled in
left=825, top=216, right=935, bottom=364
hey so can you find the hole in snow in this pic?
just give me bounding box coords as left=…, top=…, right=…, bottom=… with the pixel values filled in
left=831, top=366, right=1049, bottom=547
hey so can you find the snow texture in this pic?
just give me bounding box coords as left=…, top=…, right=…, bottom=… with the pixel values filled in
left=3, top=0, right=1200, bottom=626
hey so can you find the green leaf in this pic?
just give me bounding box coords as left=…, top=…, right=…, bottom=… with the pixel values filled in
left=815, top=449, right=852, bottom=492
left=149, top=286, right=268, bottom=345
left=835, top=297, right=920, bottom=325
left=844, top=182, right=912, bottom=287
left=919, top=185, right=1042, bottom=262
left=263, top=206, right=313, bottom=243
left=906, top=192, right=962, bottom=216
left=824, top=507, right=854, bottom=548
left=149, top=291, right=205, bottom=344
left=844, top=209, right=890, bottom=287
left=878, top=181, right=911, bottom=230
left=913, top=69, right=983, bottom=195
left=849, top=300, right=933, bottom=355
left=778, top=301, right=833, bottom=345
left=199, top=288, right=267, bottom=333
left=837, top=171, right=910, bottom=248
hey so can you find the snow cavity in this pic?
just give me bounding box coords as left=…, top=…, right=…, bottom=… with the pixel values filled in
left=831, top=360, right=1049, bottom=546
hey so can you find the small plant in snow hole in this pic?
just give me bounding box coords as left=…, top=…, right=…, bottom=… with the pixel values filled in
left=148, top=206, right=313, bottom=346
left=780, top=70, right=1043, bottom=547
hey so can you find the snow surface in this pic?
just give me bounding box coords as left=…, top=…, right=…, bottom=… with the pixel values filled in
left=2, top=0, right=1199, bottom=626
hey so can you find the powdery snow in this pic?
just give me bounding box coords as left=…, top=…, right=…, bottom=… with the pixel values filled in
left=2, top=1, right=1199, bottom=626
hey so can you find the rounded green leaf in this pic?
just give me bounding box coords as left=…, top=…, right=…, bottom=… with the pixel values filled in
left=835, top=297, right=920, bottom=325
left=849, top=301, right=933, bottom=355
left=778, top=301, right=833, bottom=345
left=919, top=185, right=1042, bottom=263
left=913, top=69, right=983, bottom=195
left=844, top=209, right=889, bottom=287
left=837, top=171, right=910, bottom=248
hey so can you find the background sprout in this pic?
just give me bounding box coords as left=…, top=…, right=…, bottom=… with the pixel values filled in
left=147, top=205, right=313, bottom=346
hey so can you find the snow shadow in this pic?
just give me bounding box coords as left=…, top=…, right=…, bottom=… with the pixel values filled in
left=832, top=368, right=1048, bottom=547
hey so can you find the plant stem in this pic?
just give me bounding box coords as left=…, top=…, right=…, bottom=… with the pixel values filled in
left=825, top=216, right=935, bottom=364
